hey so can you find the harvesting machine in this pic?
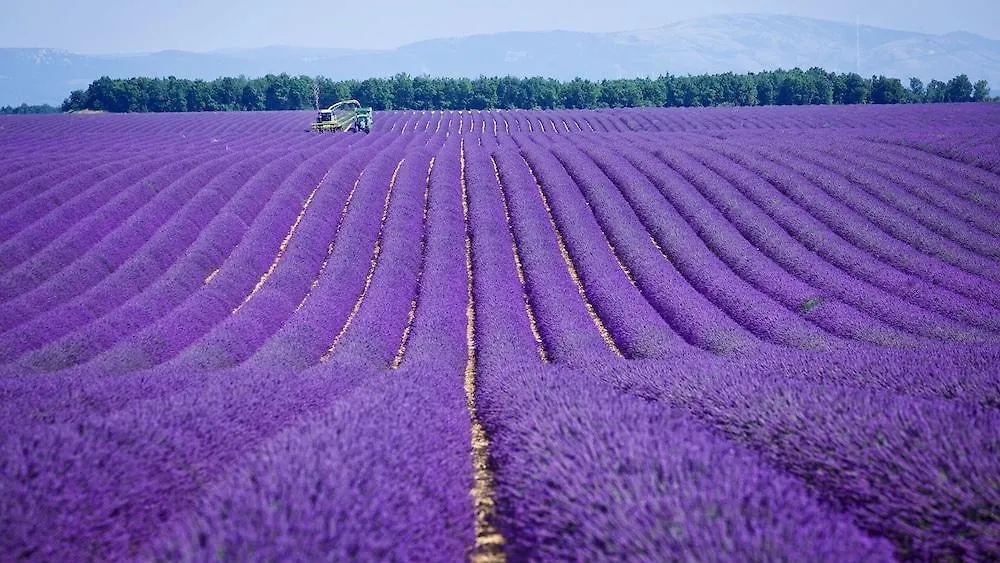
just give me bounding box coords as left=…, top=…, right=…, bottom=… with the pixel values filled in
left=311, top=99, right=373, bottom=133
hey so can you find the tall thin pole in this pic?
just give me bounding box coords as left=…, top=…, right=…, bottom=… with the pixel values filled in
left=856, top=16, right=861, bottom=74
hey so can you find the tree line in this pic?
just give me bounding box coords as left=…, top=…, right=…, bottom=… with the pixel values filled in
left=60, top=68, right=995, bottom=113
left=1, top=103, right=60, bottom=115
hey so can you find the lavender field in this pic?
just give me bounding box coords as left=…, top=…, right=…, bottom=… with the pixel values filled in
left=1, top=103, right=999, bottom=561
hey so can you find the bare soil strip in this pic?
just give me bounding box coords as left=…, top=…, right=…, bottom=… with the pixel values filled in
left=462, top=140, right=507, bottom=562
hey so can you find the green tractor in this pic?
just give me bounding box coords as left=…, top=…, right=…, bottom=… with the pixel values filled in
left=311, top=99, right=373, bottom=133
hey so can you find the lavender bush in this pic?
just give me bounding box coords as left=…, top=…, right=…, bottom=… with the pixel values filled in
left=2, top=102, right=998, bottom=561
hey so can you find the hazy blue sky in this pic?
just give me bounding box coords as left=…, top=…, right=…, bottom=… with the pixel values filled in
left=2, top=0, right=998, bottom=53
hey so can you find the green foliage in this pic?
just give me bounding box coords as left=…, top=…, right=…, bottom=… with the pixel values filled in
left=973, top=80, right=991, bottom=102
left=909, top=77, right=925, bottom=102
left=355, top=78, right=393, bottom=110
left=800, top=297, right=823, bottom=313
left=1, top=103, right=59, bottom=114
left=925, top=79, right=948, bottom=103
left=469, top=76, right=499, bottom=110
left=391, top=73, right=415, bottom=110
left=946, top=74, right=974, bottom=102
left=59, top=69, right=992, bottom=113
left=839, top=73, right=870, bottom=105
left=240, top=83, right=264, bottom=111
left=871, top=75, right=907, bottom=104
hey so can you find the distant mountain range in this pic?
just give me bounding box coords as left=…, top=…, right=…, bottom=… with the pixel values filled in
left=2, top=14, right=998, bottom=106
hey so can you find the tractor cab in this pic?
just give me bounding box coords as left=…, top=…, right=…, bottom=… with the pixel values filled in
left=316, top=108, right=335, bottom=123
left=354, top=107, right=372, bottom=133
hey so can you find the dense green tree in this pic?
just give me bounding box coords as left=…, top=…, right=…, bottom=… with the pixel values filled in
left=755, top=74, right=776, bottom=106
left=871, top=75, right=907, bottom=104
left=241, top=83, right=264, bottom=111
left=355, top=77, right=393, bottom=110
left=637, top=77, right=666, bottom=107
left=806, top=68, right=834, bottom=105
left=908, top=77, right=925, bottom=103
left=145, top=78, right=169, bottom=112
left=670, top=76, right=701, bottom=107
left=411, top=75, right=438, bottom=110
left=327, top=79, right=357, bottom=107
left=469, top=76, right=499, bottom=110
left=496, top=76, right=530, bottom=109
left=61, top=90, right=88, bottom=112
left=926, top=79, right=947, bottom=103
left=561, top=77, right=600, bottom=109
left=443, top=78, right=474, bottom=110
left=777, top=70, right=809, bottom=105
left=973, top=80, right=991, bottom=102
left=165, top=79, right=188, bottom=112
left=946, top=74, right=974, bottom=102
left=525, top=76, right=560, bottom=109
left=841, top=73, right=870, bottom=104
left=693, top=75, right=722, bottom=106
left=264, top=74, right=292, bottom=110
left=599, top=79, right=635, bottom=108
left=286, top=76, right=312, bottom=110
left=391, top=73, right=414, bottom=110
left=735, top=74, right=759, bottom=106
left=211, top=76, right=244, bottom=111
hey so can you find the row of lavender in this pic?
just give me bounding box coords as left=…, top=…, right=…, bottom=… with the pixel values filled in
left=5, top=124, right=998, bottom=372
left=2, top=105, right=999, bottom=560
left=3, top=101, right=999, bottom=138
left=463, top=127, right=1000, bottom=560
left=1, top=115, right=484, bottom=560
